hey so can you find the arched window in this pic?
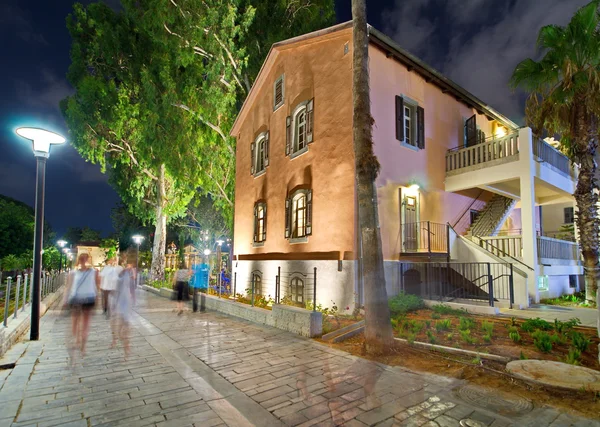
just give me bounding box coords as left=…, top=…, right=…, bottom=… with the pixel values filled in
left=290, top=276, right=304, bottom=304
left=286, top=99, right=314, bottom=157
left=285, top=189, right=312, bottom=240
left=250, top=132, right=269, bottom=176
left=253, top=202, right=267, bottom=243
left=252, top=272, right=263, bottom=296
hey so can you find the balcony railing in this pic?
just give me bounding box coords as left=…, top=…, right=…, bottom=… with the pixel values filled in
left=537, top=236, right=580, bottom=261
left=479, top=236, right=523, bottom=259
left=532, top=138, right=575, bottom=178
left=446, top=133, right=519, bottom=174
left=400, top=222, right=448, bottom=254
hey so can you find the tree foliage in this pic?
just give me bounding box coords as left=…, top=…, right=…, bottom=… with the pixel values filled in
left=0, top=196, right=35, bottom=259
left=510, top=0, right=600, bottom=305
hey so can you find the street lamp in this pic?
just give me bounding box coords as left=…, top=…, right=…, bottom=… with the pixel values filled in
left=132, top=235, right=144, bottom=286
left=16, top=127, right=65, bottom=341
left=57, top=240, right=67, bottom=273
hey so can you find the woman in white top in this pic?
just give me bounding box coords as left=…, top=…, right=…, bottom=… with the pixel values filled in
left=63, top=253, right=100, bottom=358
left=173, top=261, right=191, bottom=314
left=110, top=252, right=136, bottom=358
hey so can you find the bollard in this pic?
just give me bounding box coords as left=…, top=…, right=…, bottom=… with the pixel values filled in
left=313, top=267, right=317, bottom=312
left=233, top=272, right=237, bottom=301
left=29, top=273, right=33, bottom=303
left=251, top=277, right=255, bottom=307
left=22, top=274, right=28, bottom=312
left=4, top=278, right=12, bottom=327
left=193, top=286, right=199, bottom=312
left=14, top=276, right=21, bottom=319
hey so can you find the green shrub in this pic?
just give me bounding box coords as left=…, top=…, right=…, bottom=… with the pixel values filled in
left=554, top=318, right=581, bottom=333
left=521, top=318, right=553, bottom=332
left=459, top=317, right=475, bottom=331
left=509, top=331, right=521, bottom=344
left=431, top=304, right=467, bottom=316
left=406, top=319, right=424, bottom=334
left=435, top=319, right=452, bottom=332
left=425, top=320, right=431, bottom=329
left=550, top=333, right=567, bottom=346
left=481, top=320, right=494, bottom=336
left=564, top=347, right=582, bottom=365
left=570, top=331, right=591, bottom=353
left=407, top=333, right=416, bottom=345
left=508, top=326, right=519, bottom=335
left=431, top=312, right=441, bottom=320
left=388, top=293, right=424, bottom=316
left=460, top=329, right=475, bottom=344
left=532, top=331, right=553, bottom=353
left=426, top=330, right=437, bottom=344
left=519, top=351, right=528, bottom=360
left=510, top=317, right=518, bottom=327
left=446, top=333, right=454, bottom=340
left=483, top=333, right=492, bottom=343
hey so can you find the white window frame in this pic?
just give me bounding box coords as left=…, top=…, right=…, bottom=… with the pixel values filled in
left=254, top=132, right=267, bottom=176
left=290, top=189, right=310, bottom=242
left=274, top=74, right=285, bottom=111
left=401, top=96, right=418, bottom=151
left=290, top=101, right=309, bottom=158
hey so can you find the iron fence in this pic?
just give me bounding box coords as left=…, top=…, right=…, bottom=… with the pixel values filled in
left=400, top=222, right=449, bottom=254
left=392, top=262, right=514, bottom=308
left=2, top=272, right=66, bottom=328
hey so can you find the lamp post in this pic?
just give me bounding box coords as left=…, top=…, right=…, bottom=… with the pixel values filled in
left=57, top=240, right=67, bottom=273
left=15, top=127, right=65, bottom=341
left=63, top=248, right=70, bottom=271
left=132, top=235, right=144, bottom=286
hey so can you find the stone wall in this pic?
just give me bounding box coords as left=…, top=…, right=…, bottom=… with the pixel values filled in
left=140, top=286, right=322, bottom=337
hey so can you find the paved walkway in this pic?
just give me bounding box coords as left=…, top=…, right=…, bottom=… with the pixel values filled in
left=500, top=305, right=598, bottom=328
left=0, top=290, right=598, bottom=427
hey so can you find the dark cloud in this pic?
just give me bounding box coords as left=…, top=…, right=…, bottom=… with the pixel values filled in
left=0, top=4, right=49, bottom=46
left=381, top=0, right=589, bottom=122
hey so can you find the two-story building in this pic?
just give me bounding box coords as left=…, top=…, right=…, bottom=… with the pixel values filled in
left=230, top=22, right=582, bottom=311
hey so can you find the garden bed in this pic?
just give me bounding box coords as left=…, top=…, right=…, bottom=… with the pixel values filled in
left=392, top=305, right=599, bottom=370
left=540, top=291, right=597, bottom=309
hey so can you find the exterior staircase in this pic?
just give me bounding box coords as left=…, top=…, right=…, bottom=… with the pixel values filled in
left=467, top=194, right=516, bottom=237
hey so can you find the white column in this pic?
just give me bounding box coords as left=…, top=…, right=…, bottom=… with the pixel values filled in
left=519, top=127, right=539, bottom=306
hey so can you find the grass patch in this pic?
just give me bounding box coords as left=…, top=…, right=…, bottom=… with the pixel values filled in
left=388, top=293, right=424, bottom=316
left=431, top=304, right=467, bottom=316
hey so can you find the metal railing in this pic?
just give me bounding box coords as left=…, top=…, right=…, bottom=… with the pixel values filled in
left=2, top=272, right=65, bottom=328
left=446, top=132, right=519, bottom=173
left=537, top=236, right=580, bottom=261
left=532, top=138, right=575, bottom=178
left=394, top=262, right=514, bottom=308
left=400, top=222, right=449, bottom=254
left=479, top=236, right=523, bottom=259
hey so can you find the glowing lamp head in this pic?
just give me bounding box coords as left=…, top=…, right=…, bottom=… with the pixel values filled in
left=57, top=240, right=67, bottom=248
left=63, top=248, right=69, bottom=254
left=408, top=184, right=420, bottom=192
left=203, top=249, right=211, bottom=256
left=216, top=240, right=224, bottom=246
left=16, top=127, right=65, bottom=157
left=132, top=235, right=144, bottom=245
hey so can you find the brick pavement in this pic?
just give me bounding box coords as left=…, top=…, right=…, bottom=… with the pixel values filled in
left=0, top=289, right=598, bottom=427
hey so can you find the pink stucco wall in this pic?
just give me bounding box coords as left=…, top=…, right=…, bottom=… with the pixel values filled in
left=368, top=44, right=502, bottom=259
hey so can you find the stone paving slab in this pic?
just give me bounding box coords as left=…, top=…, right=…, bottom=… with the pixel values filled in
left=0, top=289, right=598, bottom=426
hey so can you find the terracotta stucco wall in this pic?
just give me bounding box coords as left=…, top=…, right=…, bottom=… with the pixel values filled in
left=368, top=45, right=500, bottom=259
left=234, top=28, right=355, bottom=259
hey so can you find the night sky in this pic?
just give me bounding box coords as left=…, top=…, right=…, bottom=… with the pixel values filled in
left=0, top=0, right=588, bottom=237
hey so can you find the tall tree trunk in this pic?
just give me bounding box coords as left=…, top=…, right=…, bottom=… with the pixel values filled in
left=572, top=99, right=599, bottom=305
left=352, top=0, right=394, bottom=354
left=151, top=164, right=168, bottom=279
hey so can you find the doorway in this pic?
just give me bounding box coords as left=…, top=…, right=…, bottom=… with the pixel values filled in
left=401, top=192, right=420, bottom=252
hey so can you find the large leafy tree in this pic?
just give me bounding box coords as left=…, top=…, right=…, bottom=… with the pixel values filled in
left=63, top=0, right=334, bottom=278
left=0, top=196, right=34, bottom=259
left=352, top=0, right=394, bottom=354
left=510, top=0, right=600, bottom=307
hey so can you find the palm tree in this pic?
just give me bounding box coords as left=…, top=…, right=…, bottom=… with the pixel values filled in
left=352, top=0, right=394, bottom=353
left=510, top=0, right=600, bottom=307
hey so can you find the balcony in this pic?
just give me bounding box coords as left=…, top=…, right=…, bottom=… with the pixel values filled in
left=445, top=129, right=577, bottom=201
left=400, top=222, right=449, bottom=255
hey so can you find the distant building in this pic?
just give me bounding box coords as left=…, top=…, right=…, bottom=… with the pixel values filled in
left=75, top=242, right=107, bottom=268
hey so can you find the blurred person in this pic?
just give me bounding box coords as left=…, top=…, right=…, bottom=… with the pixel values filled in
left=99, top=256, right=122, bottom=318
left=110, top=251, right=136, bottom=358
left=63, top=253, right=99, bottom=360
left=173, top=261, right=191, bottom=314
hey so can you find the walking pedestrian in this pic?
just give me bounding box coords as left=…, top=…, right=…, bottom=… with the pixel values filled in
left=63, top=253, right=99, bottom=361
left=110, top=252, right=135, bottom=358
left=173, top=261, right=191, bottom=315
left=99, top=257, right=122, bottom=318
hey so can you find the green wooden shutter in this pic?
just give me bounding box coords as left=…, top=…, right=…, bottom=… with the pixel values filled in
left=262, top=203, right=267, bottom=242
left=253, top=203, right=258, bottom=242
left=395, top=96, right=404, bottom=141
left=250, top=142, right=255, bottom=175
left=465, top=115, right=477, bottom=147
left=284, top=198, right=291, bottom=238
left=417, top=106, right=425, bottom=149
left=306, top=190, right=313, bottom=236
left=307, top=98, right=314, bottom=143
left=264, top=132, right=270, bottom=166
left=286, top=116, right=292, bottom=156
